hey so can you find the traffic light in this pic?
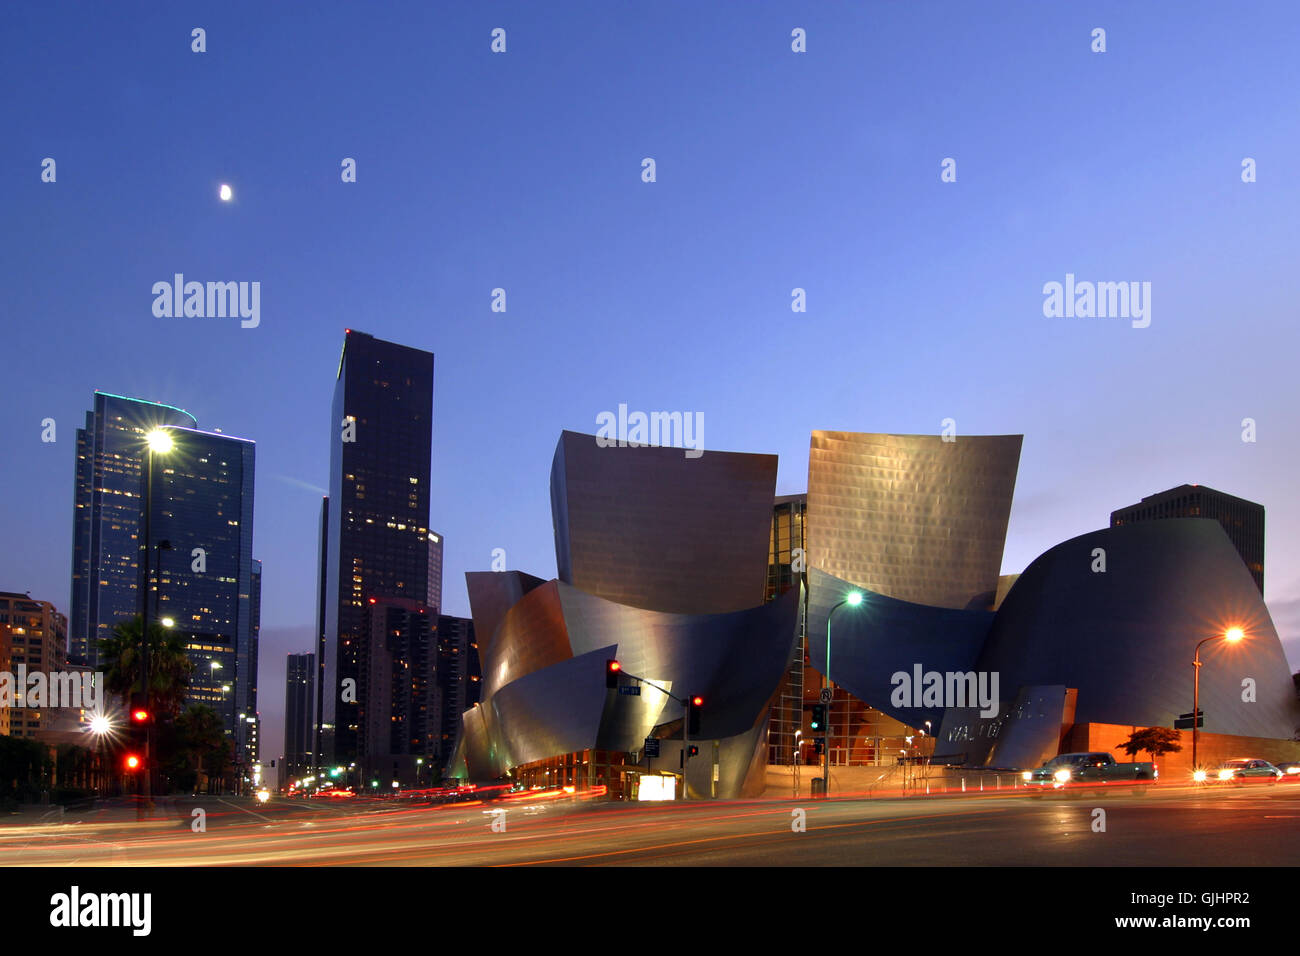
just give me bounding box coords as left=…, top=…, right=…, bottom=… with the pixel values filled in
left=129, top=692, right=150, bottom=725
left=606, top=659, right=621, bottom=689
left=123, top=752, right=143, bottom=772
left=687, top=695, right=702, bottom=735
left=810, top=703, right=826, bottom=732
left=814, top=738, right=825, bottom=755
left=687, top=745, right=699, bottom=758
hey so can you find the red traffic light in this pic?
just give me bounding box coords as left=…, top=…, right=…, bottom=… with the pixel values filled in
left=124, top=753, right=142, bottom=771
left=605, top=659, right=621, bottom=689
left=609, top=661, right=621, bottom=673
left=131, top=709, right=149, bottom=723
left=692, top=696, right=703, bottom=707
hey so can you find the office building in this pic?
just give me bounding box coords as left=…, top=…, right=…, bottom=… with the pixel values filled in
left=69, top=392, right=258, bottom=758
left=359, top=596, right=437, bottom=787
left=0, top=592, right=68, bottom=739
left=70, top=393, right=196, bottom=668
left=320, top=331, right=435, bottom=765
left=1111, top=484, right=1264, bottom=594
left=283, top=652, right=315, bottom=782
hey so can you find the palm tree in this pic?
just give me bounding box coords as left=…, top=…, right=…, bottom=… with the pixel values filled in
left=176, top=705, right=228, bottom=793
left=98, top=615, right=195, bottom=720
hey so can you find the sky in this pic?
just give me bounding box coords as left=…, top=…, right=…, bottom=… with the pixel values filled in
left=4, top=1, right=1299, bottom=768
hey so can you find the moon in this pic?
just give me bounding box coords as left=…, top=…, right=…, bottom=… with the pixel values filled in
left=219, top=184, right=233, bottom=201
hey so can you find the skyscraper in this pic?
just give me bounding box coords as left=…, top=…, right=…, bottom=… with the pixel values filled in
left=150, top=424, right=257, bottom=760
left=70, top=392, right=258, bottom=758
left=427, top=532, right=444, bottom=615
left=283, top=652, right=315, bottom=782
left=320, top=331, right=435, bottom=765
left=70, top=393, right=196, bottom=668
left=435, top=613, right=478, bottom=771
left=360, top=597, right=437, bottom=786
left=1110, top=484, right=1265, bottom=594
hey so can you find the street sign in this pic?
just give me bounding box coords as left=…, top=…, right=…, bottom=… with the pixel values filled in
left=819, top=688, right=832, bottom=704
left=618, top=685, right=641, bottom=696
left=1175, top=711, right=1203, bottom=729
left=644, top=737, right=660, bottom=758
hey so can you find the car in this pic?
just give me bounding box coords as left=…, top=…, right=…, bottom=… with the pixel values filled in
left=1275, top=760, right=1300, bottom=777
left=1021, top=752, right=1157, bottom=796
left=1208, top=758, right=1283, bottom=784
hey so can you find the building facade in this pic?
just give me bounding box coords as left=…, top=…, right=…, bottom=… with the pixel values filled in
left=320, top=331, right=435, bottom=765
left=0, top=593, right=69, bottom=739
left=1111, top=483, right=1264, bottom=594
left=70, top=393, right=197, bottom=668
left=435, top=614, right=478, bottom=773
left=69, top=392, right=258, bottom=761
left=283, top=652, right=316, bottom=783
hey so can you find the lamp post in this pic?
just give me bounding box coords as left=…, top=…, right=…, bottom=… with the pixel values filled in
left=138, top=428, right=174, bottom=812
left=822, top=591, right=863, bottom=797
left=1192, top=626, right=1245, bottom=770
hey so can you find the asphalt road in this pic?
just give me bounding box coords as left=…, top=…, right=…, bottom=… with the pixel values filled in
left=3, top=783, right=1297, bottom=866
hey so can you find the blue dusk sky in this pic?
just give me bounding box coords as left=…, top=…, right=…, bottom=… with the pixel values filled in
left=3, top=1, right=1299, bottom=761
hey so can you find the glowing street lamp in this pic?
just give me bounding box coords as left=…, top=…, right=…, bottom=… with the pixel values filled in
left=139, top=427, right=176, bottom=813
left=821, top=591, right=864, bottom=797
left=1192, top=626, right=1246, bottom=770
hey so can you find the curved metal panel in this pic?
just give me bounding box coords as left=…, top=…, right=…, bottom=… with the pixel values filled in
left=550, top=430, right=778, bottom=614
left=480, top=581, right=571, bottom=699
left=558, top=582, right=801, bottom=740
left=978, top=519, right=1300, bottom=739
left=806, top=431, right=1022, bottom=610
left=465, top=570, right=548, bottom=661
left=805, top=567, right=994, bottom=730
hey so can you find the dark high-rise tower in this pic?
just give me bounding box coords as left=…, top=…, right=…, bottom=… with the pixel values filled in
left=1111, top=484, right=1264, bottom=594
left=321, top=331, right=434, bottom=765
left=284, top=652, right=315, bottom=782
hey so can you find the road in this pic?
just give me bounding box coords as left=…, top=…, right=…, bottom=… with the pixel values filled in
left=2, top=783, right=1297, bottom=866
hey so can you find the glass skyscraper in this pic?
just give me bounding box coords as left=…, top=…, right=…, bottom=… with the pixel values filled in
left=320, top=331, right=434, bottom=765
left=70, top=392, right=259, bottom=761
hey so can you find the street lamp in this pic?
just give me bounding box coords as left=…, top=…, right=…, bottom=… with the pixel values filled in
left=1192, top=626, right=1245, bottom=770
left=89, top=714, right=113, bottom=798
left=138, top=427, right=175, bottom=813
left=822, top=591, right=863, bottom=797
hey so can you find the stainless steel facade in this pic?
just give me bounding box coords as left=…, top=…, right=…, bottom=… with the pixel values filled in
left=960, top=519, right=1299, bottom=748
left=551, top=430, right=778, bottom=614
left=806, top=431, right=1022, bottom=610
left=456, top=581, right=800, bottom=798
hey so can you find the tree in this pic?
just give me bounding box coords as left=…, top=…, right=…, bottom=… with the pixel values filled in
left=175, top=705, right=229, bottom=793
left=1118, top=726, right=1183, bottom=762
left=97, top=615, right=195, bottom=720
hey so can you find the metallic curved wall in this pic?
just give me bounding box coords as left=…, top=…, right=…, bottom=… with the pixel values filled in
left=805, top=566, right=995, bottom=731
left=550, top=430, right=778, bottom=614
left=465, top=570, right=547, bottom=661
left=970, top=519, right=1300, bottom=741
left=457, top=580, right=800, bottom=797
left=806, top=431, right=1022, bottom=610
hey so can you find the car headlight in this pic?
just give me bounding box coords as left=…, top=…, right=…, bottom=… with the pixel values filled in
left=1193, top=770, right=1207, bottom=782
left=1054, top=769, right=1072, bottom=782
left=1022, top=771, right=1033, bottom=781
left=1218, top=769, right=1235, bottom=780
